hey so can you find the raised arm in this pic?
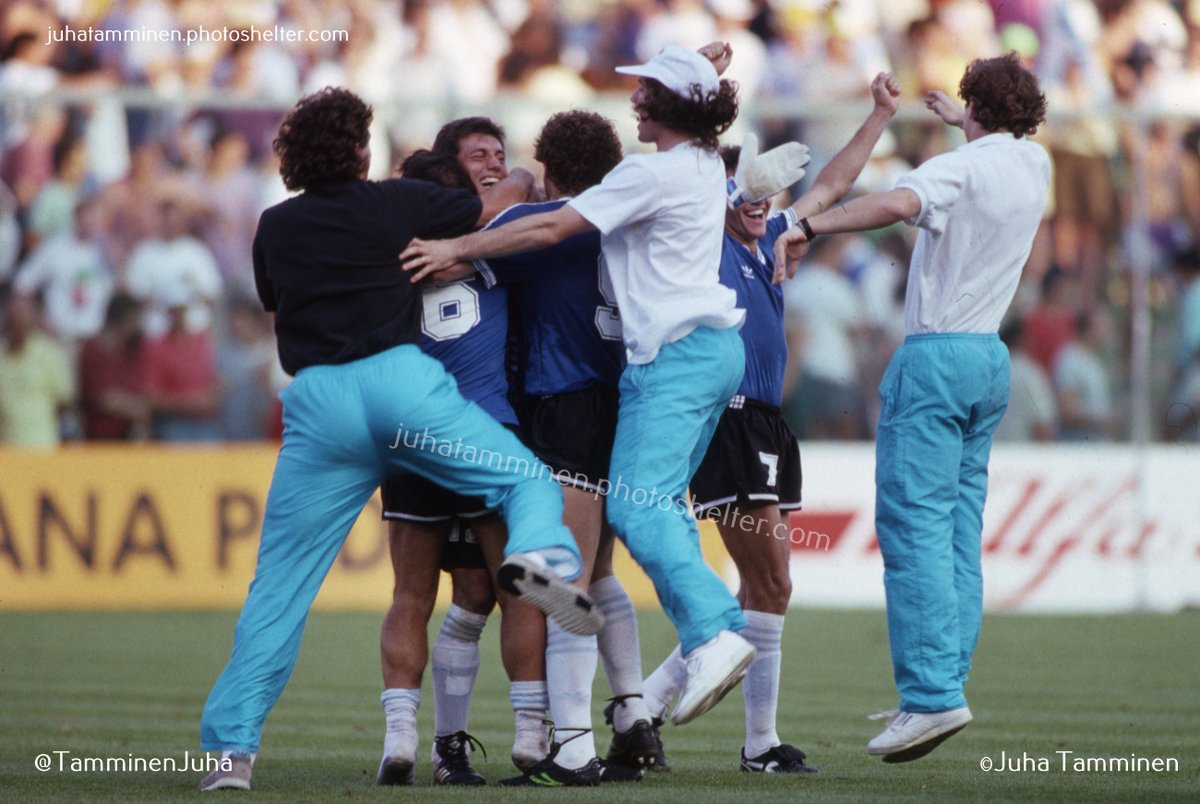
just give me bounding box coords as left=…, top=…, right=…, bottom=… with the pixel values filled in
left=924, top=90, right=965, bottom=128
left=791, top=72, right=900, bottom=219
left=402, top=204, right=594, bottom=283
left=772, top=188, right=919, bottom=284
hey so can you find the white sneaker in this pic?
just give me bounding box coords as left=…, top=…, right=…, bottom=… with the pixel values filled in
left=670, top=631, right=756, bottom=726
left=867, top=706, right=973, bottom=763
left=497, top=552, right=603, bottom=636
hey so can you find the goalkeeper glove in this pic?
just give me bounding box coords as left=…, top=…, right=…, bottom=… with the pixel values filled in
left=727, top=133, right=811, bottom=208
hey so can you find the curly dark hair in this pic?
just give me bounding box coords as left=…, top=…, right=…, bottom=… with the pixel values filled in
left=638, top=78, right=739, bottom=151
left=534, top=111, right=623, bottom=196
left=273, top=87, right=372, bottom=191
left=398, top=149, right=477, bottom=194
left=958, top=52, right=1046, bottom=138
left=432, top=117, right=506, bottom=157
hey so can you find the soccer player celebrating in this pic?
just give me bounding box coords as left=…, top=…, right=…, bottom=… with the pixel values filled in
left=468, top=110, right=654, bottom=785
left=774, top=53, right=1050, bottom=763
left=377, top=120, right=551, bottom=786
left=642, top=71, right=902, bottom=775
left=198, top=88, right=595, bottom=792
left=403, top=41, right=758, bottom=731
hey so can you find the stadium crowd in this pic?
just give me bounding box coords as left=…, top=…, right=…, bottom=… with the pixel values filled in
left=1, top=0, right=1199, bottom=448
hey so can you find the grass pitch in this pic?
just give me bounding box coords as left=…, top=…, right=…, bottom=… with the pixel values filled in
left=1, top=608, right=1197, bottom=802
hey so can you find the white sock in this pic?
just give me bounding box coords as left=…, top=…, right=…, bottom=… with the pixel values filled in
left=380, top=688, right=420, bottom=760
left=545, top=619, right=598, bottom=770
left=643, top=644, right=686, bottom=720
left=510, top=683, right=549, bottom=766
left=431, top=604, right=487, bottom=736
left=590, top=575, right=651, bottom=731
left=741, top=610, right=785, bottom=757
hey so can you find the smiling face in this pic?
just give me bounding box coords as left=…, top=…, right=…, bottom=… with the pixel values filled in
left=455, top=133, right=508, bottom=193
left=630, top=79, right=664, bottom=144
left=724, top=166, right=771, bottom=248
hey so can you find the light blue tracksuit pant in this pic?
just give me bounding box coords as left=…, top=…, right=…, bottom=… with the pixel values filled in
left=875, top=333, right=1010, bottom=713
left=201, top=344, right=580, bottom=752
left=607, top=326, right=747, bottom=655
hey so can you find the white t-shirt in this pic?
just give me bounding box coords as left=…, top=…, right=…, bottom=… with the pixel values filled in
left=125, top=236, right=222, bottom=337
left=569, top=142, right=744, bottom=364
left=14, top=234, right=113, bottom=341
left=1054, top=343, right=1112, bottom=421
left=896, top=132, right=1051, bottom=335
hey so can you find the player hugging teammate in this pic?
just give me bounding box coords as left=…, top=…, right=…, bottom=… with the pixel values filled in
left=200, top=35, right=1031, bottom=792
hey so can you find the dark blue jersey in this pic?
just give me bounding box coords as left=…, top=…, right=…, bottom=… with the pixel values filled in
left=418, top=276, right=516, bottom=425
left=718, top=209, right=796, bottom=406
left=476, top=199, right=625, bottom=396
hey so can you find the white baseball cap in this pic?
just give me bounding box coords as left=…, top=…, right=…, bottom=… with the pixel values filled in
left=616, top=44, right=719, bottom=98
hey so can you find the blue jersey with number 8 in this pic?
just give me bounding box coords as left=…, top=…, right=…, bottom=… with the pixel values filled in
left=418, top=276, right=516, bottom=425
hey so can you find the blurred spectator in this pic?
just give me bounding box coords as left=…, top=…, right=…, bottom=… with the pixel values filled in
left=0, top=292, right=73, bottom=448
left=124, top=198, right=222, bottom=338
left=217, top=296, right=275, bottom=441
left=1044, top=58, right=1119, bottom=301
left=1126, top=120, right=1194, bottom=273
left=637, top=0, right=719, bottom=61
left=1165, top=245, right=1200, bottom=441
left=1054, top=309, right=1116, bottom=440
left=0, top=181, right=18, bottom=282
left=1184, top=126, right=1200, bottom=245
left=784, top=234, right=867, bottom=439
left=426, top=0, right=512, bottom=103
left=189, top=127, right=262, bottom=290
left=141, top=284, right=219, bottom=441
left=1174, top=245, right=1200, bottom=372
left=996, top=318, right=1059, bottom=441
left=96, top=141, right=186, bottom=270
left=0, top=31, right=59, bottom=96
left=12, top=196, right=113, bottom=344
left=78, top=293, right=149, bottom=440
left=1025, top=266, right=1080, bottom=373
left=0, top=107, right=67, bottom=210
left=27, top=133, right=91, bottom=247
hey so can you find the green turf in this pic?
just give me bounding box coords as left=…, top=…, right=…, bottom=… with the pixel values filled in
left=0, top=609, right=1197, bottom=802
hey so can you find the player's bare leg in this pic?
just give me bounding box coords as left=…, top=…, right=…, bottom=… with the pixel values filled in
left=644, top=504, right=816, bottom=773
left=475, top=519, right=550, bottom=771
left=378, top=519, right=448, bottom=785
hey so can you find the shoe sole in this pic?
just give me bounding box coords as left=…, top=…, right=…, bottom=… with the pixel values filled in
left=376, top=757, right=415, bottom=785
left=878, top=722, right=969, bottom=763
left=198, top=776, right=250, bottom=792
left=497, top=555, right=603, bottom=636
left=670, top=644, right=755, bottom=726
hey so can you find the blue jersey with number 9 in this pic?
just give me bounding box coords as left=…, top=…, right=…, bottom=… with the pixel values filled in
left=475, top=199, right=626, bottom=396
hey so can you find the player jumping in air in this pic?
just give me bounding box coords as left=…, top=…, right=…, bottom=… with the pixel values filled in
left=774, top=53, right=1050, bottom=763
left=643, top=71, right=901, bottom=775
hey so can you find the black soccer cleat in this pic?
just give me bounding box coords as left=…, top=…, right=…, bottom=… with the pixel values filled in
left=739, top=743, right=820, bottom=774
left=432, top=731, right=487, bottom=786
left=599, top=758, right=645, bottom=783
left=499, top=756, right=602, bottom=787
left=602, top=698, right=660, bottom=770
left=496, top=553, right=603, bottom=636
